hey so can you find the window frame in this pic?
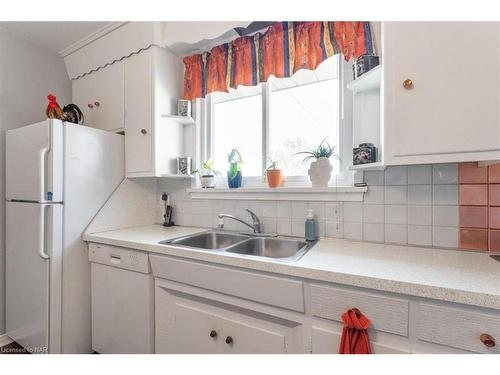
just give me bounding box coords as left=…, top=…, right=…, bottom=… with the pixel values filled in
left=202, top=56, right=352, bottom=187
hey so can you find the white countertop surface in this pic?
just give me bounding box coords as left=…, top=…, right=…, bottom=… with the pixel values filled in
left=83, top=224, right=500, bottom=310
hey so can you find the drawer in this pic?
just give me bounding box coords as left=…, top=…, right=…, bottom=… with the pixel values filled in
left=310, top=284, right=409, bottom=336
left=88, top=242, right=150, bottom=274
left=149, top=255, right=304, bottom=312
left=417, top=303, right=500, bottom=353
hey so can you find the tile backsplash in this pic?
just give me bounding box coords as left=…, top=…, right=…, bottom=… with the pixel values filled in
left=156, top=163, right=500, bottom=253
left=157, top=164, right=500, bottom=254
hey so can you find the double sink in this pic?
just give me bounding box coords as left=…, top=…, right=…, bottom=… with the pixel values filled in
left=159, top=230, right=317, bottom=262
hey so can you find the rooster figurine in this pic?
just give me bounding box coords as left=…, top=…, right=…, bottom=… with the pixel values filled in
left=46, top=94, right=65, bottom=120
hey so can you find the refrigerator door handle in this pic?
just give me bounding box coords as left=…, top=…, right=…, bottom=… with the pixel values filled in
left=39, top=146, right=49, bottom=202
left=38, top=205, right=50, bottom=260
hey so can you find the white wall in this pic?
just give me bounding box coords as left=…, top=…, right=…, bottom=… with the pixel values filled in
left=0, top=26, right=71, bottom=335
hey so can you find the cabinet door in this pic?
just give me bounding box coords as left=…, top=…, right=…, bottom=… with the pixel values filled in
left=92, top=61, right=125, bottom=132
left=72, top=73, right=96, bottom=126
left=384, top=22, right=500, bottom=165
left=124, top=50, right=154, bottom=175
left=311, top=325, right=411, bottom=354
left=156, top=285, right=290, bottom=354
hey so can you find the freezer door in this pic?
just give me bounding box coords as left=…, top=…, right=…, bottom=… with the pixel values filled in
left=6, top=119, right=63, bottom=202
left=6, top=202, right=63, bottom=354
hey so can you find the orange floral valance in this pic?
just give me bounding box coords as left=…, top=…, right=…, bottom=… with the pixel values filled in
left=183, top=21, right=374, bottom=100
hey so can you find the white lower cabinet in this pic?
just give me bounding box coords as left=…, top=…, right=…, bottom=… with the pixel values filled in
left=155, top=281, right=303, bottom=354
left=311, top=325, right=411, bottom=354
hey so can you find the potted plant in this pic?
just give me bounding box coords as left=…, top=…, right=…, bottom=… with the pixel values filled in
left=227, top=148, right=243, bottom=188
left=192, top=159, right=221, bottom=188
left=295, top=138, right=339, bottom=187
left=265, top=157, right=283, bottom=188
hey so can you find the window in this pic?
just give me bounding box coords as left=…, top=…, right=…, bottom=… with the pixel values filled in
left=206, top=55, right=341, bottom=183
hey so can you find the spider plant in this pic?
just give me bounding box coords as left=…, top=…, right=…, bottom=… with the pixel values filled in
left=295, top=138, right=339, bottom=163
left=227, top=148, right=243, bottom=179
left=264, top=156, right=280, bottom=172
left=192, top=158, right=221, bottom=177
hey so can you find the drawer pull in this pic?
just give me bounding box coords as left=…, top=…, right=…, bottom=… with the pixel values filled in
left=209, top=330, right=217, bottom=339
left=94, top=101, right=100, bottom=107
left=87, top=103, right=94, bottom=109
left=403, top=79, right=414, bottom=90
left=480, top=333, right=496, bottom=348
left=225, top=336, right=233, bottom=345
left=140, top=128, right=148, bottom=135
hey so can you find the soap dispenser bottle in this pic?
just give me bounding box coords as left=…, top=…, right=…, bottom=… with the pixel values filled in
left=305, top=209, right=316, bottom=241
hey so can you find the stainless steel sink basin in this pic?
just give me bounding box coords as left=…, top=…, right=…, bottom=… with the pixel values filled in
left=160, top=231, right=248, bottom=250
left=159, top=230, right=316, bottom=261
left=226, top=237, right=312, bottom=261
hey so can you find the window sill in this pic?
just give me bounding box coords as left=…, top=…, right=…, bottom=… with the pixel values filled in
left=186, top=186, right=367, bottom=202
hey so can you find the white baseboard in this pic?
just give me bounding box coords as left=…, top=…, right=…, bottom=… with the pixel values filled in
left=0, top=334, right=13, bottom=347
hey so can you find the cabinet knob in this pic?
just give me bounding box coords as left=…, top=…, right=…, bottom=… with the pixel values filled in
left=209, top=330, right=217, bottom=339
left=225, top=336, right=233, bottom=345
left=87, top=103, right=94, bottom=109
left=480, top=333, right=496, bottom=348
left=94, top=101, right=100, bottom=107
left=403, top=79, right=414, bottom=90
left=140, top=128, right=148, bottom=135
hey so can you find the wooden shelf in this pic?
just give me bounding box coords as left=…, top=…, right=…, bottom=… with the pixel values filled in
left=161, top=114, right=195, bottom=125
left=349, top=162, right=386, bottom=171
left=347, top=65, right=382, bottom=93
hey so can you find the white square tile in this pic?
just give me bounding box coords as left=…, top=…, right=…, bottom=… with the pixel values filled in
left=325, top=221, right=344, bottom=238
left=433, top=163, right=458, bottom=184
left=364, top=185, right=384, bottom=204
left=432, top=185, right=458, bottom=205
left=363, top=223, right=385, bottom=243
left=384, top=185, right=407, bottom=205
left=408, top=225, right=432, bottom=246
left=385, top=205, right=407, bottom=224
left=276, top=218, right=292, bottom=235
left=364, top=170, right=384, bottom=186
left=262, top=217, right=277, bottom=233
left=385, top=224, right=408, bottom=244
left=384, top=166, right=408, bottom=185
left=277, top=201, right=292, bottom=218
left=407, top=185, right=432, bottom=205
left=308, top=201, right=325, bottom=220
left=316, top=220, right=325, bottom=237
left=325, top=202, right=343, bottom=221
left=344, top=222, right=363, bottom=241
left=353, top=171, right=364, bottom=184
left=362, top=204, right=384, bottom=223
left=291, top=219, right=305, bottom=237
left=432, top=226, right=459, bottom=248
left=408, top=205, right=432, bottom=225
left=433, top=205, right=459, bottom=227
left=408, top=165, right=432, bottom=185
left=262, top=201, right=277, bottom=218
left=292, top=201, right=308, bottom=219
left=344, top=203, right=363, bottom=222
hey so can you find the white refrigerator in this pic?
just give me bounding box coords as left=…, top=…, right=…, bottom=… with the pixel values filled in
left=5, top=119, right=124, bottom=353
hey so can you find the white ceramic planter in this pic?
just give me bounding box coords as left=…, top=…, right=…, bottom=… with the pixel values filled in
left=308, top=157, right=332, bottom=187
left=200, top=175, right=215, bottom=188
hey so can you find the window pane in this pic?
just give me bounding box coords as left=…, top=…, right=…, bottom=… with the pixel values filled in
left=269, top=78, right=339, bottom=177
left=213, top=92, right=263, bottom=177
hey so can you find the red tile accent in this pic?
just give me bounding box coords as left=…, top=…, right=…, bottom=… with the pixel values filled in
left=489, top=230, right=500, bottom=251
left=490, top=207, right=500, bottom=229
left=459, top=162, right=488, bottom=184
left=459, top=228, right=488, bottom=251
left=488, top=164, right=500, bottom=183
left=459, top=184, right=488, bottom=206
left=489, top=184, right=500, bottom=206
left=459, top=206, right=488, bottom=229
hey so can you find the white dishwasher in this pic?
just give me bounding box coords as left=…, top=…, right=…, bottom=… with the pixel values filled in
left=88, top=242, right=154, bottom=354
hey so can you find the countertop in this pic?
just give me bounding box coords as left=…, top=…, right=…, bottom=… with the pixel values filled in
left=83, top=224, right=500, bottom=310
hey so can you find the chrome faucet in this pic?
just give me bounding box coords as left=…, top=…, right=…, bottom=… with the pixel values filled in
left=218, top=209, right=262, bottom=233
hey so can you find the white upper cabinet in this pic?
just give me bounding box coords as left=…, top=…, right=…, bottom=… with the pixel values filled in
left=72, top=61, right=125, bottom=132
left=383, top=22, right=500, bottom=165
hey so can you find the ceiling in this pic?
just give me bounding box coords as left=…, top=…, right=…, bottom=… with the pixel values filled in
left=0, top=21, right=111, bottom=54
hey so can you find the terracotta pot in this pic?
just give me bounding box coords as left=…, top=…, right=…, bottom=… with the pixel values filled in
left=266, top=169, right=283, bottom=188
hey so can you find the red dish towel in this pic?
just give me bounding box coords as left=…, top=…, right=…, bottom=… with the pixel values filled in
left=339, top=308, right=372, bottom=354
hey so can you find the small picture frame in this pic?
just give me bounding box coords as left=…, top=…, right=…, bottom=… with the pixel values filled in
left=177, top=99, right=191, bottom=117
